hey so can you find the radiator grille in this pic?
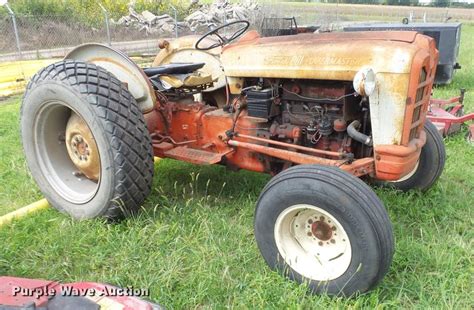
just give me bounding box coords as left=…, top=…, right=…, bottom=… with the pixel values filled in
left=409, top=67, right=428, bottom=141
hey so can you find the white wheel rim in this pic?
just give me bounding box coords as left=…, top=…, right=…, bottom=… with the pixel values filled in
left=274, top=204, right=352, bottom=281
left=392, top=160, right=419, bottom=183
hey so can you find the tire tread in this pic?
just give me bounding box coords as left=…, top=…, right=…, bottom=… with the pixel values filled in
left=22, top=60, right=154, bottom=219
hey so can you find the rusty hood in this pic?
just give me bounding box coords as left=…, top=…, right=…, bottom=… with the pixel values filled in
left=221, top=31, right=429, bottom=80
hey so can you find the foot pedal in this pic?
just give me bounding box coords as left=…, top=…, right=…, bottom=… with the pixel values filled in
left=164, top=146, right=223, bottom=165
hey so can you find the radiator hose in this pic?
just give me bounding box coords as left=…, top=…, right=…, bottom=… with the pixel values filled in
left=347, top=120, right=373, bottom=146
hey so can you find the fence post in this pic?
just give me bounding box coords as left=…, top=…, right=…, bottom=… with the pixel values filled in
left=98, top=3, right=111, bottom=46
left=223, top=6, right=227, bottom=25
left=4, top=2, right=22, bottom=59
left=170, top=5, right=178, bottom=39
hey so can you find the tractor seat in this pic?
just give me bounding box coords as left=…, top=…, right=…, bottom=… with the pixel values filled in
left=143, top=62, right=205, bottom=77
left=145, top=62, right=213, bottom=92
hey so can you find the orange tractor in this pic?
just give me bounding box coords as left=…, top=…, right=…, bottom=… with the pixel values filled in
left=21, top=21, right=444, bottom=296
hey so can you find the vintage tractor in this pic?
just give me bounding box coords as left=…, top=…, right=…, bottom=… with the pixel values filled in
left=21, top=21, right=445, bottom=296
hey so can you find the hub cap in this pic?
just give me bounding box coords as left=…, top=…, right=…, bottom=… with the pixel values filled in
left=274, top=204, right=352, bottom=281
left=65, top=113, right=100, bottom=181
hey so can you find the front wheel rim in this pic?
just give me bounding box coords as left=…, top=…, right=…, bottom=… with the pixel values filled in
left=274, top=204, right=352, bottom=281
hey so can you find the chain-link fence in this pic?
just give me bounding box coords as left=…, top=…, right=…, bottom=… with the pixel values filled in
left=0, top=15, right=15, bottom=55
left=2, top=15, right=108, bottom=54
left=0, top=14, right=174, bottom=62
left=0, top=3, right=473, bottom=63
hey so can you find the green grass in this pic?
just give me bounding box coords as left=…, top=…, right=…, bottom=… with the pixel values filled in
left=0, top=97, right=43, bottom=215
left=0, top=26, right=473, bottom=308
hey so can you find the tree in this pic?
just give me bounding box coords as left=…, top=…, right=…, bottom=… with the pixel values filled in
left=386, top=0, right=419, bottom=6
left=433, top=0, right=450, bottom=7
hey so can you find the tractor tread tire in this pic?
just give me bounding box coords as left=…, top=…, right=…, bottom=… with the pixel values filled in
left=22, top=60, right=154, bottom=219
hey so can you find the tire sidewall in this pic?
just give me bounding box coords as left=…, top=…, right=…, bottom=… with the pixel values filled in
left=22, top=80, right=116, bottom=219
left=255, top=175, right=382, bottom=295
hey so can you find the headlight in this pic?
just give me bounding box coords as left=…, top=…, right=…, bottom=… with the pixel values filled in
left=353, top=68, right=376, bottom=97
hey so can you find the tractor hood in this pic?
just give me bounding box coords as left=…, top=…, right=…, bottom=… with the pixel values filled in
left=221, top=30, right=439, bottom=149
left=221, top=31, right=428, bottom=80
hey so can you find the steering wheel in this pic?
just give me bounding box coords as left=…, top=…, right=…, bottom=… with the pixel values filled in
left=195, top=20, right=250, bottom=51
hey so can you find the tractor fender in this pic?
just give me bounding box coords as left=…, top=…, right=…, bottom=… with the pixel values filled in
left=65, top=43, right=156, bottom=113
left=152, top=35, right=226, bottom=92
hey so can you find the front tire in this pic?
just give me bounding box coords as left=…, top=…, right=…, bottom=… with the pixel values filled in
left=378, top=120, right=446, bottom=191
left=254, top=165, right=394, bottom=296
left=21, top=60, right=154, bottom=220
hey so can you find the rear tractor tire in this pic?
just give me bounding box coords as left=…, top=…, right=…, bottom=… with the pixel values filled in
left=21, top=60, right=154, bottom=220
left=254, top=165, right=394, bottom=296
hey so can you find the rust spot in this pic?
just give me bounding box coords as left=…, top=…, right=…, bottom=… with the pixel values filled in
left=311, top=221, right=333, bottom=241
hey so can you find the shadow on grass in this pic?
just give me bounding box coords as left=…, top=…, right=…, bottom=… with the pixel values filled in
left=143, top=158, right=270, bottom=211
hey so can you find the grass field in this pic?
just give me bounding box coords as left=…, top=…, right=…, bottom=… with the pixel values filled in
left=0, top=25, right=473, bottom=308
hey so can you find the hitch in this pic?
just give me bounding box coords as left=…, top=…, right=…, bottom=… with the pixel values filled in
left=428, top=89, right=474, bottom=139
